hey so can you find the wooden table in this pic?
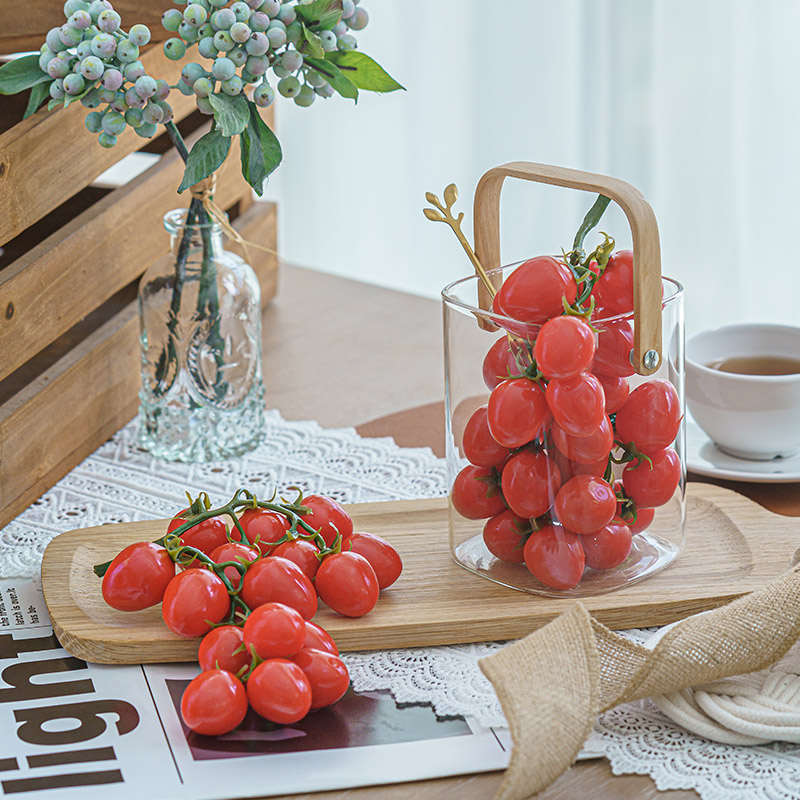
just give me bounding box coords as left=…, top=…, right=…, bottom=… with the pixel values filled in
left=264, top=264, right=800, bottom=800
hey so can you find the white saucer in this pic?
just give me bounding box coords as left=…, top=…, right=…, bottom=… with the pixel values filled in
left=686, top=421, right=800, bottom=483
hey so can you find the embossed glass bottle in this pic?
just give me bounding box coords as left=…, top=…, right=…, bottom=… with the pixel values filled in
left=137, top=209, right=265, bottom=461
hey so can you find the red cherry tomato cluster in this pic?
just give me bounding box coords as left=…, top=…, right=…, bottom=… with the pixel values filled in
left=460, top=248, right=682, bottom=591
left=97, top=487, right=403, bottom=736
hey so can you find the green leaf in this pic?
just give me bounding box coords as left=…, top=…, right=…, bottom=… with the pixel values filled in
left=47, top=98, right=63, bottom=111
left=0, top=55, right=50, bottom=96
left=178, top=128, right=232, bottom=193
left=304, top=55, right=358, bottom=101
left=239, top=101, right=282, bottom=196
left=326, top=51, right=405, bottom=93
left=63, top=84, right=96, bottom=107
left=299, top=24, right=325, bottom=59
left=295, top=0, right=343, bottom=31
left=208, top=92, right=249, bottom=137
left=23, top=82, right=50, bottom=119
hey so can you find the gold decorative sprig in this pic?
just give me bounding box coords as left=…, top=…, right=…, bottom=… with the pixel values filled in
left=424, top=183, right=497, bottom=298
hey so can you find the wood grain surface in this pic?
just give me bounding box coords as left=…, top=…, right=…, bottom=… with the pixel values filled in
left=41, top=483, right=800, bottom=665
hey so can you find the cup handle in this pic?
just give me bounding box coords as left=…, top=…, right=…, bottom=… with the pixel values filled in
left=473, top=161, right=663, bottom=376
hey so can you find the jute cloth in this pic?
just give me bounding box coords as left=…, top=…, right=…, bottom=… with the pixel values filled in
left=479, top=564, right=800, bottom=800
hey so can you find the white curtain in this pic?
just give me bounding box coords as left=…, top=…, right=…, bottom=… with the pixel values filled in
left=265, top=0, right=800, bottom=335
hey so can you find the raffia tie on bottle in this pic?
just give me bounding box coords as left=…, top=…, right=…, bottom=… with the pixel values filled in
left=189, top=174, right=279, bottom=265
left=479, top=563, right=800, bottom=800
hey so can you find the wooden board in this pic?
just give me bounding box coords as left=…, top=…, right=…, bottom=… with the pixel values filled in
left=41, top=483, right=800, bottom=664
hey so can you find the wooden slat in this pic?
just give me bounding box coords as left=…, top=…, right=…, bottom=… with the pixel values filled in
left=0, top=125, right=253, bottom=382
left=0, top=46, right=195, bottom=246
left=0, top=201, right=278, bottom=529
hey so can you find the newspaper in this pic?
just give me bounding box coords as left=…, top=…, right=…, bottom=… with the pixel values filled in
left=0, top=579, right=513, bottom=799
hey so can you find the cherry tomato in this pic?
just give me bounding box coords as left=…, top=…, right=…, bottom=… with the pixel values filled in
left=102, top=542, right=175, bottom=612
left=197, top=625, right=249, bottom=674
left=299, top=495, right=354, bottom=547
left=315, top=552, right=380, bottom=618
left=236, top=508, right=290, bottom=554
left=553, top=474, right=617, bottom=534
left=167, top=512, right=229, bottom=556
left=500, top=449, right=561, bottom=518
left=243, top=602, right=306, bottom=660
left=622, top=448, right=681, bottom=508
left=240, top=556, right=318, bottom=619
left=482, top=336, right=531, bottom=390
left=550, top=415, right=613, bottom=465
left=462, top=405, right=512, bottom=468
left=615, top=380, right=682, bottom=455
left=450, top=464, right=505, bottom=520
left=545, top=374, right=605, bottom=437
left=181, top=669, right=248, bottom=735
left=487, top=378, right=549, bottom=448
left=482, top=509, right=529, bottom=562
left=534, top=315, right=596, bottom=379
left=592, top=319, right=635, bottom=378
left=597, top=373, right=629, bottom=414
left=550, top=448, right=608, bottom=481
left=292, top=648, right=350, bottom=709
left=207, top=542, right=260, bottom=590
left=303, top=620, right=339, bottom=655
left=247, top=659, right=312, bottom=724
left=582, top=519, right=632, bottom=570
left=625, top=505, right=655, bottom=534
left=162, top=569, right=230, bottom=638
left=523, top=524, right=585, bottom=590
left=592, top=249, right=634, bottom=314
left=346, top=532, right=403, bottom=589
left=493, top=256, right=578, bottom=324
left=271, top=539, right=321, bottom=580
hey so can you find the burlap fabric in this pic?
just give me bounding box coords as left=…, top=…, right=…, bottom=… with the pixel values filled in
left=479, top=565, right=800, bottom=800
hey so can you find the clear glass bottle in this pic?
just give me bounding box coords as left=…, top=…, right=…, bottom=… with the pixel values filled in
left=137, top=208, right=265, bottom=461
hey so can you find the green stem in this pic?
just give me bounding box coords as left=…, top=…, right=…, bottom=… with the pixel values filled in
left=571, top=194, right=611, bottom=259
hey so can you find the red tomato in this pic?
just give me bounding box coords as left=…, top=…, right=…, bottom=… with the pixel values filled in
left=345, top=532, right=403, bottom=589
left=102, top=542, right=175, bottom=612
left=553, top=474, right=617, bottom=534
left=247, top=659, right=312, bottom=724
left=545, top=374, right=606, bottom=437
left=493, top=256, right=578, bottom=324
left=240, top=556, right=318, bottom=619
left=622, top=448, right=682, bottom=508
left=236, top=508, right=290, bottom=554
left=550, top=415, right=613, bottom=465
left=581, top=520, right=632, bottom=570
left=482, top=336, right=527, bottom=390
left=523, top=524, right=585, bottom=590
left=271, top=539, right=321, bottom=580
left=462, top=405, right=512, bottom=468
left=596, top=373, right=630, bottom=414
left=197, top=625, right=249, bottom=674
left=299, top=495, right=354, bottom=547
left=315, top=552, right=380, bottom=618
left=615, top=380, right=682, bottom=455
left=550, top=448, right=608, bottom=481
left=482, top=509, right=529, bottom=562
left=303, top=620, right=339, bottom=656
left=292, top=648, right=350, bottom=709
left=592, top=319, right=635, bottom=378
left=534, top=315, right=596, bottom=380
left=181, top=669, right=248, bottom=735
left=625, top=505, right=655, bottom=535
left=592, top=250, right=634, bottom=314
left=207, top=542, right=260, bottom=590
left=487, top=378, right=549, bottom=448
left=167, top=512, right=229, bottom=556
left=162, top=570, right=230, bottom=638
left=450, top=464, right=505, bottom=520
left=243, top=602, right=306, bottom=660
left=500, top=449, right=561, bottom=518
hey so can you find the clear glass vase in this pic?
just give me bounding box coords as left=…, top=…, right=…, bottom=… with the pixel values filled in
left=137, top=208, right=265, bottom=462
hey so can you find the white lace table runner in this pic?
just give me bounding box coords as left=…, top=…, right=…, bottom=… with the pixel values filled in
left=1, top=409, right=798, bottom=799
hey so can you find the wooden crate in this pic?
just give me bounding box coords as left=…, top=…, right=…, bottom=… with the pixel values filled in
left=0, top=45, right=279, bottom=530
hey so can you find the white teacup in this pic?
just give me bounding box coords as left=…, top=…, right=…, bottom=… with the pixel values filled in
left=685, top=323, right=800, bottom=460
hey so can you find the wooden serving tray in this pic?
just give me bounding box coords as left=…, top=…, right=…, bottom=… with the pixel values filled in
left=41, top=483, right=799, bottom=664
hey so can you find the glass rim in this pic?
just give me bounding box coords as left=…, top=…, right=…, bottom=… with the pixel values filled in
left=163, top=207, right=225, bottom=234
left=441, top=263, right=684, bottom=327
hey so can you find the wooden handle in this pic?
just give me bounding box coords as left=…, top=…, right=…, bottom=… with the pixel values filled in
left=473, top=161, right=663, bottom=376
